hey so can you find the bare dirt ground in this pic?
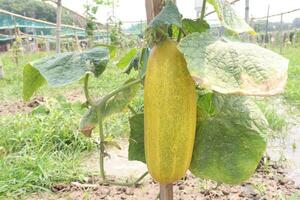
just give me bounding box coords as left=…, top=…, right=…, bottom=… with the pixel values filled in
left=0, top=89, right=84, bottom=116
left=27, top=141, right=300, bottom=200
left=0, top=97, right=45, bottom=115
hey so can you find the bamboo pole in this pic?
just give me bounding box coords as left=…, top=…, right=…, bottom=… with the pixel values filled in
left=245, top=0, right=249, bottom=23
left=56, top=0, right=62, bottom=53
left=264, top=4, right=270, bottom=47
left=160, top=184, right=173, bottom=200
left=279, top=13, right=284, bottom=54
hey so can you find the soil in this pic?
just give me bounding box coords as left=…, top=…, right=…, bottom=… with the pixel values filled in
left=27, top=163, right=300, bottom=200
left=0, top=97, right=45, bottom=115
left=0, top=89, right=84, bottom=116
left=27, top=141, right=300, bottom=200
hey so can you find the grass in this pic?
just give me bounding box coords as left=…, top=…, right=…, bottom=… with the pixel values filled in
left=272, top=46, right=300, bottom=107
left=0, top=51, right=51, bottom=102
left=0, top=50, right=142, bottom=198
left=0, top=97, right=95, bottom=198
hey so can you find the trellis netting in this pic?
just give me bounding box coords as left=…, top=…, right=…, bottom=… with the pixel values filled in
left=0, top=9, right=87, bottom=41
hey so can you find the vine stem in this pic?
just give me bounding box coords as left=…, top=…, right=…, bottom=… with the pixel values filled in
left=84, top=73, right=97, bottom=107
left=200, top=0, right=207, bottom=21
left=104, top=171, right=149, bottom=187
left=84, top=75, right=146, bottom=186
left=101, top=79, right=141, bottom=103
left=97, top=107, right=106, bottom=181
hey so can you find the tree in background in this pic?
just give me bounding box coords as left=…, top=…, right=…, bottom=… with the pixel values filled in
left=0, top=0, right=85, bottom=27
left=84, top=0, right=114, bottom=46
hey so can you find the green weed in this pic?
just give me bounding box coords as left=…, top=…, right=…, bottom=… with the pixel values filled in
left=0, top=97, right=95, bottom=198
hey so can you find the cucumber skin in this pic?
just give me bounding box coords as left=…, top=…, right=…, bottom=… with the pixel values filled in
left=144, top=39, right=197, bottom=184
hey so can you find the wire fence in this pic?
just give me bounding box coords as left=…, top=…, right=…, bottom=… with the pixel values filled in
left=250, top=7, right=300, bottom=53
left=1, top=1, right=300, bottom=53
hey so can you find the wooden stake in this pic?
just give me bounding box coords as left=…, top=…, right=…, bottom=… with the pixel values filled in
left=160, top=184, right=173, bottom=200
left=56, top=0, right=62, bottom=54
left=279, top=13, right=284, bottom=54
left=264, top=4, right=270, bottom=47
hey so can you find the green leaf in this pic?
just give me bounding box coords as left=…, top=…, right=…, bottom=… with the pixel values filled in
left=139, top=47, right=150, bottom=79
left=79, top=106, right=98, bottom=137
left=182, top=18, right=210, bottom=34
left=23, top=47, right=109, bottom=101
left=128, top=113, right=146, bottom=163
left=104, top=78, right=141, bottom=117
left=207, top=0, right=255, bottom=35
left=23, top=65, right=47, bottom=101
left=148, top=1, right=182, bottom=29
left=179, top=32, right=289, bottom=96
left=190, top=93, right=269, bottom=184
left=124, top=51, right=140, bottom=74
left=117, top=48, right=138, bottom=69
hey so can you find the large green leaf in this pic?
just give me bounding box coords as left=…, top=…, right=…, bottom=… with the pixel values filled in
left=117, top=48, right=138, bottom=69
left=207, top=0, right=255, bottom=35
left=179, top=32, right=289, bottom=96
left=182, top=18, right=210, bottom=34
left=139, top=47, right=150, bottom=79
left=23, top=66, right=47, bottom=101
left=148, top=1, right=182, bottom=29
left=128, top=113, right=146, bottom=163
left=126, top=92, right=270, bottom=184
left=23, top=47, right=109, bottom=101
left=145, top=1, right=182, bottom=43
left=123, top=53, right=140, bottom=74
left=190, top=92, right=269, bottom=184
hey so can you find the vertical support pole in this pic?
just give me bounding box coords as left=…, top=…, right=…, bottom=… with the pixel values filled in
left=264, top=4, right=270, bottom=48
left=245, top=0, right=249, bottom=23
left=200, top=0, right=207, bottom=21
left=160, top=184, right=173, bottom=200
left=56, top=0, right=62, bottom=54
left=279, top=13, right=284, bottom=54
left=145, top=0, right=164, bottom=24
left=106, top=21, right=109, bottom=45
left=243, top=0, right=250, bottom=42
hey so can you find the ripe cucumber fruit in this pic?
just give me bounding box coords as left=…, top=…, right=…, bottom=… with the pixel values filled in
left=144, top=39, right=197, bottom=184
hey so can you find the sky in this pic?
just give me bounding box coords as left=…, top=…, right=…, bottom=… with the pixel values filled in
left=62, top=0, right=300, bottom=24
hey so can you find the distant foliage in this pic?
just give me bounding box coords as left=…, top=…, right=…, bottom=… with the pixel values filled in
left=0, top=0, right=85, bottom=27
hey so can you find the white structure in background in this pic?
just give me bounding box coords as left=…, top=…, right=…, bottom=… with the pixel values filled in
left=195, top=0, right=204, bottom=17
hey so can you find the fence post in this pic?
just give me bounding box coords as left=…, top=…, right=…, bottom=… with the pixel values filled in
left=56, top=0, right=62, bottom=54
left=245, top=0, right=249, bottom=23
left=280, top=13, right=284, bottom=54
left=264, top=4, right=270, bottom=47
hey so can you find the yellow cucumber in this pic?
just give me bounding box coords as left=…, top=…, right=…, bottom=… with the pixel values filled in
left=144, top=39, right=197, bottom=184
